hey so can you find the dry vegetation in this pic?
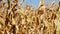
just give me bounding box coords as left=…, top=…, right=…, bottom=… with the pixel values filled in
left=0, top=0, right=60, bottom=34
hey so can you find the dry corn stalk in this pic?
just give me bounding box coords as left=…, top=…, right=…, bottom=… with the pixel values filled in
left=0, top=0, right=60, bottom=34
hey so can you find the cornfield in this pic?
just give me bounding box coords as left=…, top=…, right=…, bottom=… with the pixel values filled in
left=0, top=0, right=60, bottom=34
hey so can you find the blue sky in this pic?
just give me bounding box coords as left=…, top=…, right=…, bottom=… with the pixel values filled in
left=24, top=0, right=40, bottom=8
left=23, top=0, right=59, bottom=9
left=0, top=0, right=59, bottom=9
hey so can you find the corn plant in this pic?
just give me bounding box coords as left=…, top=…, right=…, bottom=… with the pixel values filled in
left=0, top=0, right=60, bottom=34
